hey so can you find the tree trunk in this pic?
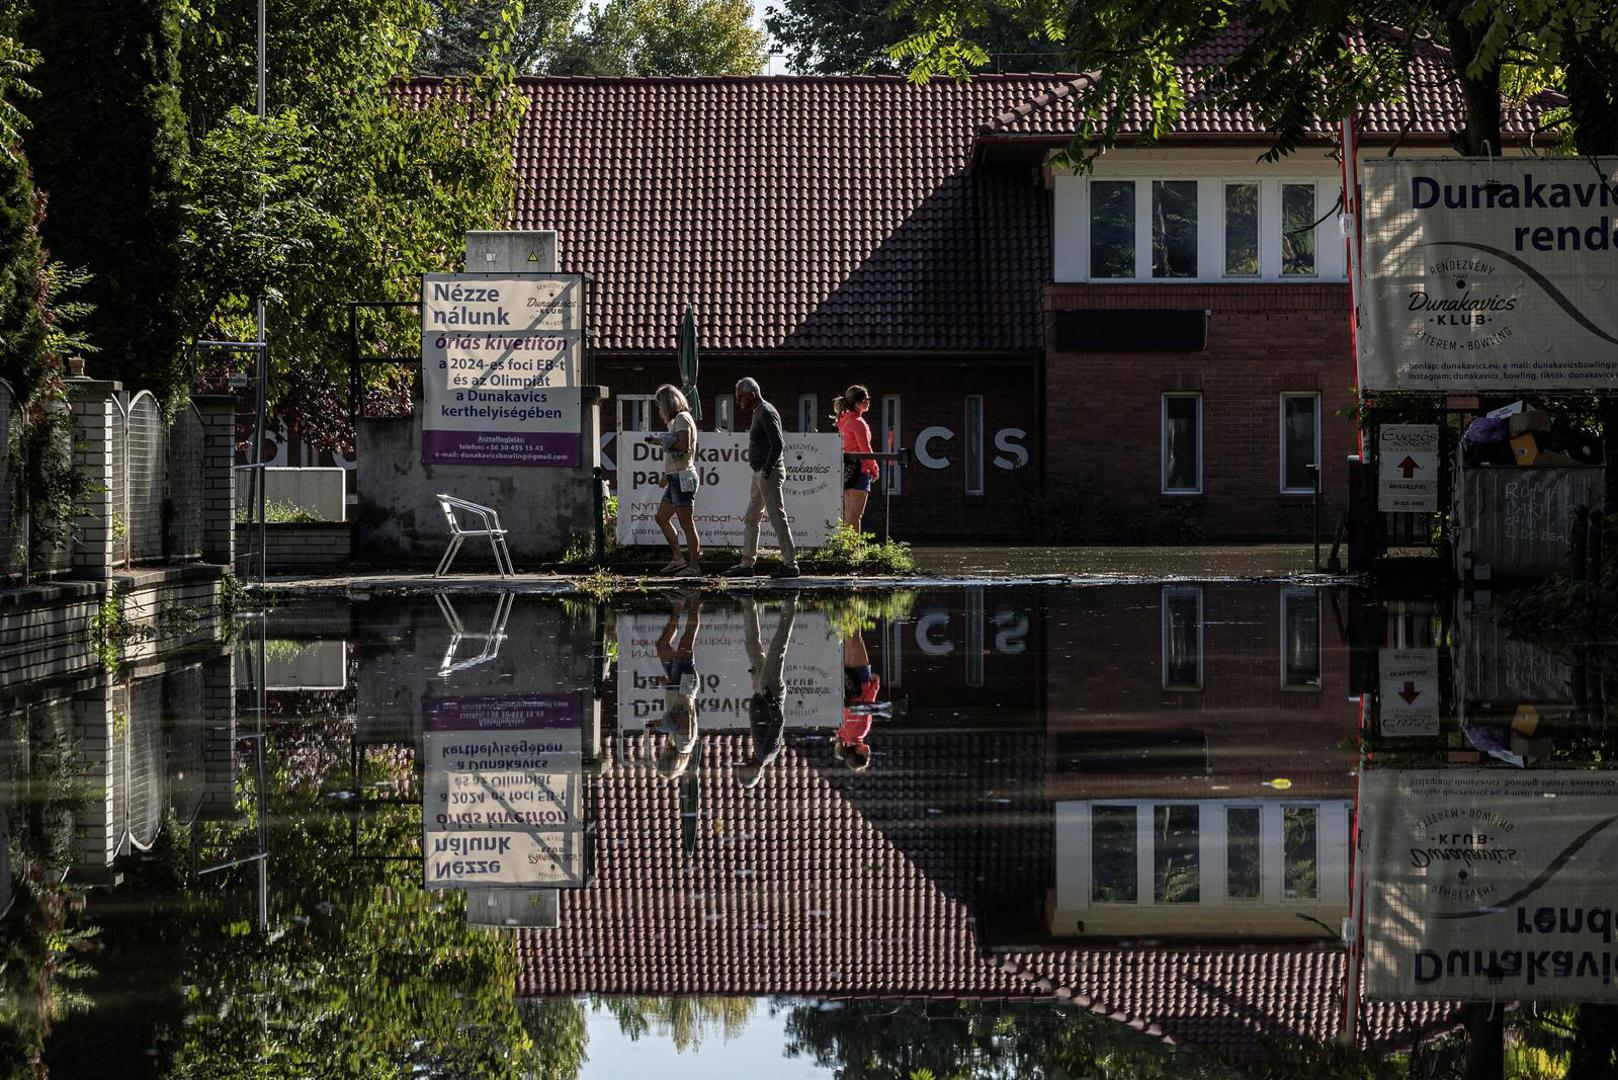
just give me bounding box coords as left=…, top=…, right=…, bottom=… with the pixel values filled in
left=1463, top=1002, right=1504, bottom=1080
left=1441, top=5, right=1503, bottom=157
left=1572, top=1004, right=1618, bottom=1080
left=1565, top=31, right=1618, bottom=156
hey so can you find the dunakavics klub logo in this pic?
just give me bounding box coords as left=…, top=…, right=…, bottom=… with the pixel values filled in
left=1407, top=255, right=1518, bottom=354
left=1405, top=804, right=1520, bottom=912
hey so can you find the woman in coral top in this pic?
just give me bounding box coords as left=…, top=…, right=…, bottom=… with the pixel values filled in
left=833, top=384, right=880, bottom=532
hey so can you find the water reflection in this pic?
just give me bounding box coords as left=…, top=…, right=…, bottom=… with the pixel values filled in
left=8, top=582, right=1618, bottom=1075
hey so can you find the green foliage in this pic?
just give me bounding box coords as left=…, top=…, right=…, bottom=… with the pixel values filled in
left=22, top=0, right=190, bottom=402
left=595, top=996, right=755, bottom=1052
left=178, top=0, right=525, bottom=452
left=417, top=0, right=584, bottom=74
left=803, top=588, right=917, bottom=636
left=0, top=33, right=44, bottom=403
left=237, top=498, right=320, bottom=524
left=799, top=524, right=917, bottom=575
left=765, top=0, right=1054, bottom=74
left=549, top=0, right=767, bottom=75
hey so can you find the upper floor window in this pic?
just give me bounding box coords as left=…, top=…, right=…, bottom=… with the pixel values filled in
left=1060, top=173, right=1341, bottom=282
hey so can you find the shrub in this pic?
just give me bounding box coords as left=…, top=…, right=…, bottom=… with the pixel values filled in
left=798, top=524, right=916, bottom=575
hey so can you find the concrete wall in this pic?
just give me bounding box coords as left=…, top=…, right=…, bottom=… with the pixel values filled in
left=235, top=466, right=347, bottom=522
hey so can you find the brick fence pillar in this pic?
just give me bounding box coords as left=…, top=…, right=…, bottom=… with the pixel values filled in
left=67, top=377, right=123, bottom=580
left=193, top=395, right=236, bottom=568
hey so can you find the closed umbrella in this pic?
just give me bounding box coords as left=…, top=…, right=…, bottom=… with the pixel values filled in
left=676, top=306, right=702, bottom=423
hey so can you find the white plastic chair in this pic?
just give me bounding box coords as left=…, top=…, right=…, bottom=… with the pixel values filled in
left=435, top=494, right=515, bottom=578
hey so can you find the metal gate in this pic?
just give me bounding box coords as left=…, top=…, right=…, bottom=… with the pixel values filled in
left=126, top=391, right=164, bottom=563
left=165, top=403, right=204, bottom=560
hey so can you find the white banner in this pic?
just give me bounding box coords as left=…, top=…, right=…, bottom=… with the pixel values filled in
left=1358, top=159, right=1618, bottom=391
left=1362, top=769, right=1618, bottom=1000
left=615, top=608, right=842, bottom=730
left=419, top=272, right=585, bottom=467
left=615, top=433, right=843, bottom=548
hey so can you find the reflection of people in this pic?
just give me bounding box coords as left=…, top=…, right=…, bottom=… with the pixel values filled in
left=647, top=384, right=703, bottom=577
left=735, top=595, right=797, bottom=788
left=652, top=592, right=702, bottom=779
left=722, top=377, right=799, bottom=579
left=833, top=384, right=879, bottom=532
left=836, top=631, right=882, bottom=772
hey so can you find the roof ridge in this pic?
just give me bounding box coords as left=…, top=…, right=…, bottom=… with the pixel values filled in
left=407, top=72, right=1090, bottom=87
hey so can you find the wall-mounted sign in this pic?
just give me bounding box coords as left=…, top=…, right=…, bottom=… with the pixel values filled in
left=1358, top=159, right=1618, bottom=391
left=616, top=433, right=842, bottom=548
left=419, top=273, right=584, bottom=467
left=1377, top=647, right=1441, bottom=737
left=1362, top=769, right=1618, bottom=1000
left=1377, top=424, right=1439, bottom=513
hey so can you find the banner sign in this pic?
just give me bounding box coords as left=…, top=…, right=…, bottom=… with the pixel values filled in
left=615, top=608, right=842, bottom=730
left=1358, top=159, right=1618, bottom=391
left=422, top=692, right=588, bottom=890
left=1362, top=769, right=1618, bottom=1000
left=420, top=272, right=584, bottom=467
left=616, top=433, right=842, bottom=547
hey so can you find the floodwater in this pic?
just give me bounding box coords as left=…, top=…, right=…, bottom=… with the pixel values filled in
left=1, top=582, right=1614, bottom=1078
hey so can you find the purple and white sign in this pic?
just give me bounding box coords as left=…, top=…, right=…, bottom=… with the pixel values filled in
left=420, top=273, right=584, bottom=467
left=423, top=693, right=584, bottom=733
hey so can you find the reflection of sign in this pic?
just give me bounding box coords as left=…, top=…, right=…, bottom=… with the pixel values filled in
left=1378, top=648, right=1440, bottom=737
left=1378, top=425, right=1439, bottom=512
left=615, top=609, right=841, bottom=729
left=422, top=693, right=587, bottom=890
left=1363, top=770, right=1618, bottom=1000
left=616, top=433, right=842, bottom=547
left=1359, top=159, right=1618, bottom=391
left=419, top=272, right=584, bottom=467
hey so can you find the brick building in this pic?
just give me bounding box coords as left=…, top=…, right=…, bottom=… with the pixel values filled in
left=410, top=33, right=1552, bottom=541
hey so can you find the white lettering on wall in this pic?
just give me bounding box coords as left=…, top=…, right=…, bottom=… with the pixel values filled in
left=993, top=428, right=1029, bottom=470
left=915, top=612, right=955, bottom=656
left=916, top=426, right=954, bottom=470
left=993, top=611, right=1029, bottom=654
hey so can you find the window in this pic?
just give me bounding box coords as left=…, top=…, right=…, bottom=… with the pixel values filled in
left=797, top=394, right=818, bottom=433
left=1224, top=183, right=1259, bottom=276
left=964, top=395, right=984, bottom=495
left=1161, top=586, right=1204, bottom=691
left=715, top=395, right=735, bottom=433
left=1151, top=180, right=1198, bottom=278
left=1280, top=393, right=1320, bottom=493
left=965, top=586, right=985, bottom=687
left=1283, top=806, right=1319, bottom=900
left=617, top=395, right=654, bottom=433
left=1226, top=807, right=1262, bottom=900
left=879, top=396, right=902, bottom=494
left=1161, top=394, right=1202, bottom=494
left=1281, top=589, right=1323, bottom=689
left=1154, top=804, right=1200, bottom=903
left=1282, top=183, right=1317, bottom=276
left=1091, top=805, right=1138, bottom=902
left=1090, top=180, right=1136, bottom=278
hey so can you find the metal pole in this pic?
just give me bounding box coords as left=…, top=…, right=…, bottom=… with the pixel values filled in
left=251, top=0, right=268, bottom=585
left=1311, top=463, right=1321, bottom=570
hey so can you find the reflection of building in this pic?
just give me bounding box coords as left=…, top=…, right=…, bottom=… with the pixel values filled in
left=527, top=586, right=1456, bottom=1062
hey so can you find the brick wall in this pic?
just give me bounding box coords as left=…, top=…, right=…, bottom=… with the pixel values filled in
left=599, top=356, right=1041, bottom=540
left=1043, top=283, right=1356, bottom=541
left=236, top=522, right=352, bottom=574
left=1041, top=583, right=1357, bottom=800
left=194, top=395, right=237, bottom=567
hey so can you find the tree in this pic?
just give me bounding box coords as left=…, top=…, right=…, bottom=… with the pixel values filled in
left=765, top=0, right=1055, bottom=75
left=549, top=0, right=767, bottom=76
left=417, top=0, right=584, bottom=75
left=21, top=0, right=190, bottom=402
left=0, top=34, right=43, bottom=402
left=891, top=0, right=1617, bottom=165
left=177, top=0, right=524, bottom=452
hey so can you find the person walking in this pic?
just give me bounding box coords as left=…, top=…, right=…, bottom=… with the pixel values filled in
left=647, top=384, right=703, bottom=576
left=652, top=591, right=702, bottom=780
left=833, top=384, right=879, bottom=532
left=735, top=594, right=797, bottom=789
left=722, top=377, right=799, bottom=579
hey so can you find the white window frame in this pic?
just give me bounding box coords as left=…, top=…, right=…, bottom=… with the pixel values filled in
left=1160, top=585, right=1204, bottom=691
left=1278, top=392, right=1321, bottom=495
left=1160, top=393, right=1203, bottom=496
left=1280, top=182, right=1319, bottom=278
left=880, top=395, right=902, bottom=494
left=797, top=394, right=818, bottom=433
left=1279, top=587, right=1323, bottom=691
left=1150, top=179, right=1201, bottom=280
left=1222, top=181, right=1261, bottom=278
left=714, top=395, right=735, bottom=433
left=1223, top=804, right=1265, bottom=902
left=1088, top=179, right=1138, bottom=281
left=616, top=394, right=655, bottom=434
left=964, top=395, right=985, bottom=496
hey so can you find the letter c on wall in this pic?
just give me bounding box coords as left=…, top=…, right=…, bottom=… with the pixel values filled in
left=916, top=426, right=954, bottom=469
left=915, top=612, right=954, bottom=656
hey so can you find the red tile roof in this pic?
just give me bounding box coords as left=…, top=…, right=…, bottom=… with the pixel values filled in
left=513, top=732, right=1454, bottom=1062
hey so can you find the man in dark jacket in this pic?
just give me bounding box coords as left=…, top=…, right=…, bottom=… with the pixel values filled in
left=735, top=595, right=796, bottom=789
left=722, top=377, right=800, bottom=579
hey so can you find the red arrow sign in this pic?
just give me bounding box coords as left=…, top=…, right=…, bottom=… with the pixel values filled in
left=1398, top=681, right=1421, bottom=705
left=1398, top=456, right=1420, bottom=479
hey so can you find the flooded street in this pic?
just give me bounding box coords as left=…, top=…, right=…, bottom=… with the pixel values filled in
left=2, top=581, right=1613, bottom=1077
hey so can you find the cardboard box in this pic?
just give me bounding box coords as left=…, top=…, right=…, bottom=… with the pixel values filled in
left=1509, top=409, right=1553, bottom=437
left=1511, top=433, right=1580, bottom=467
